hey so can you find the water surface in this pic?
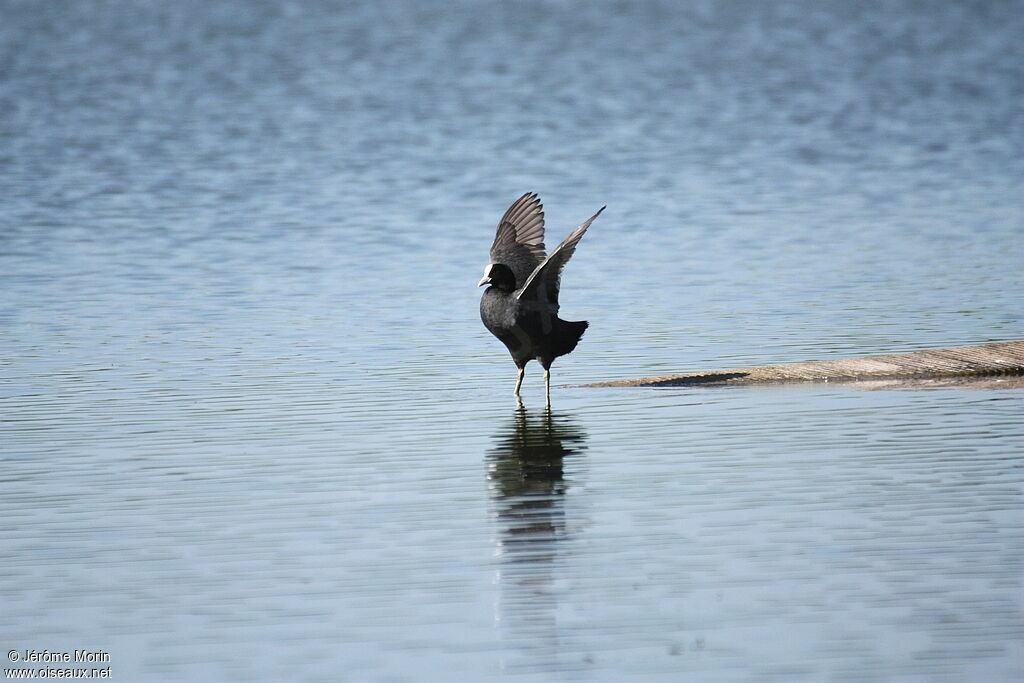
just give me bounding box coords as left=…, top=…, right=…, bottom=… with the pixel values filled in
left=2, top=1, right=1023, bottom=679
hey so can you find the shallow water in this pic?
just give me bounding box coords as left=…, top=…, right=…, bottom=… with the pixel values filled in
left=2, top=1, right=1023, bottom=680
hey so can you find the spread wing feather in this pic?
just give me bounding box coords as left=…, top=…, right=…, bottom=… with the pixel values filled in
left=490, top=192, right=546, bottom=265
left=516, top=206, right=605, bottom=308
left=488, top=192, right=548, bottom=290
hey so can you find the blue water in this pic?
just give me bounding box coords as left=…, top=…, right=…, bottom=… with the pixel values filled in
left=2, top=1, right=1023, bottom=679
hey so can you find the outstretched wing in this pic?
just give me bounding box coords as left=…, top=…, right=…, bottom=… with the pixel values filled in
left=516, top=206, right=605, bottom=308
left=490, top=192, right=546, bottom=261
left=489, top=193, right=547, bottom=284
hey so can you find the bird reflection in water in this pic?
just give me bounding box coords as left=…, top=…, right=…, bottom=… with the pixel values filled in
left=486, top=406, right=588, bottom=674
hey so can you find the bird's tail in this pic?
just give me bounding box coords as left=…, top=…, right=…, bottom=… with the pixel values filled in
left=555, top=319, right=589, bottom=358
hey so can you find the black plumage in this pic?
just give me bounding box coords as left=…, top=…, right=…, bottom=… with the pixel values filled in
left=478, top=193, right=605, bottom=404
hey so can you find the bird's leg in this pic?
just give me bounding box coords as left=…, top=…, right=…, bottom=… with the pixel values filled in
left=514, top=367, right=525, bottom=398
left=544, top=368, right=551, bottom=407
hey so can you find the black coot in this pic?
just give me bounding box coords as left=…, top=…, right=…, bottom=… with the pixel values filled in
left=478, top=193, right=605, bottom=405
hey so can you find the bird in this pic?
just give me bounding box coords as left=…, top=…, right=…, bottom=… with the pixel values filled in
left=479, top=192, right=605, bottom=405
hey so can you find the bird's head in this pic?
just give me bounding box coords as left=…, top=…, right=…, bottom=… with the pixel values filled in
left=478, top=263, right=516, bottom=292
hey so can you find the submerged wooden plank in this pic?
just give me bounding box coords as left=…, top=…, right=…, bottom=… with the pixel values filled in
left=585, top=341, right=1024, bottom=388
